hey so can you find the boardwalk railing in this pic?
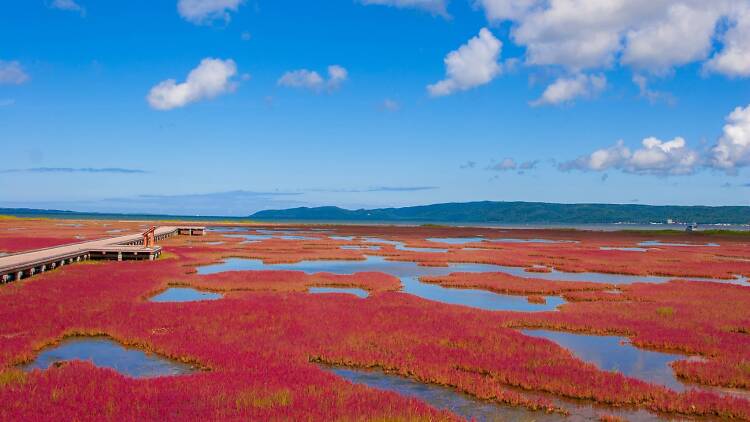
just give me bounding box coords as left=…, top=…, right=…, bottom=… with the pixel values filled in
left=0, top=226, right=204, bottom=284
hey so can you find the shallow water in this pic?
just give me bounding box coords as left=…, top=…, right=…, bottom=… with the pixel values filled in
left=426, top=237, right=485, bottom=245
left=489, top=238, right=578, bottom=244
left=206, top=226, right=251, bottom=233
left=521, top=330, right=689, bottom=391
left=150, top=287, right=223, bottom=303
left=309, top=287, right=369, bottom=298
left=198, top=256, right=564, bottom=312
left=638, top=240, right=720, bottom=247
left=326, top=366, right=662, bottom=421
left=363, top=237, right=448, bottom=253
left=600, top=247, right=649, bottom=252
left=198, top=254, right=745, bottom=290
left=23, top=338, right=195, bottom=378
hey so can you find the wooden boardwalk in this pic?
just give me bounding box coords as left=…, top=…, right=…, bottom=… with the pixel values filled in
left=0, top=226, right=204, bottom=283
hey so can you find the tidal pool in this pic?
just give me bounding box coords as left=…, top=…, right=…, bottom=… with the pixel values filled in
left=198, top=256, right=564, bottom=312
left=150, top=287, right=223, bottom=303
left=489, top=238, right=578, bottom=244
left=309, top=287, right=369, bottom=298
left=362, top=237, right=448, bottom=253
left=23, top=338, right=195, bottom=378
left=521, top=330, right=689, bottom=391
left=426, top=237, right=485, bottom=245
left=326, top=366, right=662, bottom=421
left=206, top=226, right=251, bottom=233
left=199, top=254, right=745, bottom=290
left=600, top=247, right=649, bottom=252
left=638, top=240, right=720, bottom=247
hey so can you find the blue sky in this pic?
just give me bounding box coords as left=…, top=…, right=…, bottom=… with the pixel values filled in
left=1, top=0, right=749, bottom=216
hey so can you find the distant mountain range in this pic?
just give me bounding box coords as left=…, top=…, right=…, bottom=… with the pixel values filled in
left=250, top=201, right=750, bottom=224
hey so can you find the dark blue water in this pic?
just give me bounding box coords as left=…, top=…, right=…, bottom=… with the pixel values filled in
left=23, top=338, right=195, bottom=378
left=150, top=287, right=223, bottom=303
left=309, top=287, right=369, bottom=298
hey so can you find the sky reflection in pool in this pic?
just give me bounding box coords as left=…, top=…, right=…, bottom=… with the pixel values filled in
left=600, top=247, right=649, bottom=252
left=489, top=238, right=578, bottom=244
left=309, top=287, right=369, bottom=298
left=638, top=240, right=720, bottom=247
left=198, top=256, right=563, bottom=312
left=198, top=254, right=744, bottom=288
left=363, top=237, right=448, bottom=253
left=150, top=287, right=223, bottom=303
left=521, top=330, right=688, bottom=391
left=23, top=338, right=195, bottom=378
left=426, top=237, right=485, bottom=245
left=327, top=366, right=662, bottom=421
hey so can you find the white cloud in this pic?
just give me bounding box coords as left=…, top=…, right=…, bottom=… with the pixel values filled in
left=561, top=137, right=700, bottom=176
left=177, top=0, right=243, bottom=25
left=632, top=74, right=676, bottom=105
left=531, top=73, right=606, bottom=106
left=360, top=0, right=448, bottom=16
left=475, top=0, right=541, bottom=21
left=327, top=65, right=348, bottom=89
left=381, top=99, right=400, bottom=112
left=705, top=5, right=750, bottom=78
left=50, top=0, right=85, bottom=15
left=147, top=58, right=238, bottom=110
left=0, top=61, right=29, bottom=85
left=710, top=104, right=750, bottom=171
left=489, top=158, right=518, bottom=171
left=478, top=1, right=742, bottom=76
left=621, top=3, right=719, bottom=73
left=428, top=28, right=502, bottom=97
left=278, top=65, right=348, bottom=92
left=240, top=31, right=251, bottom=41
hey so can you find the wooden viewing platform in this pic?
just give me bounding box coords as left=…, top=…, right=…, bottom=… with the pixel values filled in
left=0, top=226, right=205, bottom=284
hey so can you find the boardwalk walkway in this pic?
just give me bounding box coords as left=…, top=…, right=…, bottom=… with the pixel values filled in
left=0, top=226, right=204, bottom=283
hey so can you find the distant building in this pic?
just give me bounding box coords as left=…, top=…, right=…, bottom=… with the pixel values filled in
left=686, top=223, right=697, bottom=232
left=667, top=218, right=674, bottom=224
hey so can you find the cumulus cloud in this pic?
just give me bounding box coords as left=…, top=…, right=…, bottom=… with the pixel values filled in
left=477, top=1, right=745, bottom=77
left=428, top=28, right=502, bottom=97
left=177, top=0, right=244, bottom=25
left=531, top=73, right=606, bottom=106
left=147, top=58, right=238, bottom=111
left=50, top=0, right=86, bottom=15
left=278, top=65, right=348, bottom=92
left=710, top=104, right=750, bottom=171
left=705, top=5, right=750, bottom=77
left=0, top=61, right=29, bottom=85
left=561, top=137, right=701, bottom=176
left=360, top=0, right=448, bottom=16
left=620, top=3, right=719, bottom=73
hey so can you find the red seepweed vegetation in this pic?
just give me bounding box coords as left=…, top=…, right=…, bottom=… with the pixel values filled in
left=1, top=219, right=750, bottom=420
